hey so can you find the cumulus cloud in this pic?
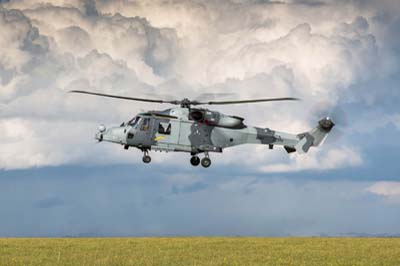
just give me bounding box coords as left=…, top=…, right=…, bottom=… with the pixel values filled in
left=367, top=182, right=400, bottom=204
left=0, top=118, right=96, bottom=169
left=261, top=146, right=363, bottom=173
left=0, top=0, right=398, bottom=170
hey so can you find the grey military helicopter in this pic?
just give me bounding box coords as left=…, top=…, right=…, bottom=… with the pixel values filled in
left=70, top=90, right=335, bottom=168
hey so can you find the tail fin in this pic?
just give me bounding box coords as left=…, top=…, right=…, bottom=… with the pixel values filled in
left=295, top=117, right=335, bottom=154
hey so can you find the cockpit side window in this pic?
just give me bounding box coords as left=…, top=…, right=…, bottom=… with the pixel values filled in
left=128, top=117, right=141, bottom=127
left=158, top=122, right=171, bottom=135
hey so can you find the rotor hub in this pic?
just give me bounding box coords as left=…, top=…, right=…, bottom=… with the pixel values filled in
left=180, top=98, right=192, bottom=108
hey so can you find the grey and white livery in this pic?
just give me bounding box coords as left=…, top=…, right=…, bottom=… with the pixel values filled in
left=70, top=90, right=335, bottom=168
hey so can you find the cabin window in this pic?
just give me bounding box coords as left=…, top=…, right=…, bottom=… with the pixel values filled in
left=158, top=122, right=171, bottom=135
left=140, top=118, right=151, bottom=131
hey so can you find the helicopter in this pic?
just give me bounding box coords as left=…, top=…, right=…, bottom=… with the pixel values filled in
left=69, top=90, right=335, bottom=168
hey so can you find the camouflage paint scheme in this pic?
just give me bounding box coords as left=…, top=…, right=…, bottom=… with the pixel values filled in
left=96, top=107, right=334, bottom=155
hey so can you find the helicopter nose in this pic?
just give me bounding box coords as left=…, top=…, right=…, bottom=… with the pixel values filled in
left=95, top=124, right=106, bottom=141
left=95, top=132, right=103, bottom=142
left=95, top=126, right=126, bottom=144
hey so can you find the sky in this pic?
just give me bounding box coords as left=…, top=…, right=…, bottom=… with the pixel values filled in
left=0, top=0, right=399, bottom=237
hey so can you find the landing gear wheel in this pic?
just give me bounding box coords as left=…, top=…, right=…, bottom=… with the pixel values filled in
left=201, top=157, right=211, bottom=168
left=190, top=156, right=200, bottom=166
left=142, top=155, right=151, bottom=164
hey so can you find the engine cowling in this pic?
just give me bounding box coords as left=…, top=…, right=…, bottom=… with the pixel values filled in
left=189, top=109, right=245, bottom=129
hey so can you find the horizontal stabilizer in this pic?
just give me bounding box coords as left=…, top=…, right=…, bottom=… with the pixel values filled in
left=284, top=146, right=296, bottom=153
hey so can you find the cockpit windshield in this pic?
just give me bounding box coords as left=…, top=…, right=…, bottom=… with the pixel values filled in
left=128, top=116, right=141, bottom=127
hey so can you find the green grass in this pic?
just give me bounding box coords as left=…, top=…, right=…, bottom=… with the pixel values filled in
left=0, top=237, right=399, bottom=266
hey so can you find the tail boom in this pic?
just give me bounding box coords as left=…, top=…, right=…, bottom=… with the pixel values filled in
left=271, top=117, right=334, bottom=154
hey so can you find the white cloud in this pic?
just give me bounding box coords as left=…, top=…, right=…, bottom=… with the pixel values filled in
left=367, top=182, right=400, bottom=204
left=261, top=146, right=363, bottom=173
left=0, top=0, right=398, bottom=169
left=0, top=118, right=86, bottom=169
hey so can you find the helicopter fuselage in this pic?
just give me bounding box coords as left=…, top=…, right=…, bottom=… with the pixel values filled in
left=95, top=107, right=322, bottom=157
left=71, top=90, right=334, bottom=168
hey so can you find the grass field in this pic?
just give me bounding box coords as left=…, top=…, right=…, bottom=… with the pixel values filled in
left=0, top=237, right=399, bottom=266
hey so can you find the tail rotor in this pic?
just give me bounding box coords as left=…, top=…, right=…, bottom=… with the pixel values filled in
left=309, top=101, right=348, bottom=144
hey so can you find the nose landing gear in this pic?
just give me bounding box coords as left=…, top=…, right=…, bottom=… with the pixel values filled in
left=142, top=150, right=151, bottom=164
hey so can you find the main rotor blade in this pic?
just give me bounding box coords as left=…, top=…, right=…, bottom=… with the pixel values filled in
left=196, top=97, right=300, bottom=105
left=69, top=90, right=300, bottom=106
left=193, top=92, right=237, bottom=102
left=69, top=90, right=176, bottom=104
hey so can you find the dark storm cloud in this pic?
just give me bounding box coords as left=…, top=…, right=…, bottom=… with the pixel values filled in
left=84, top=0, right=99, bottom=16
left=1, top=0, right=399, bottom=171
left=34, top=197, right=65, bottom=209
left=1, top=164, right=399, bottom=237
left=171, top=181, right=208, bottom=194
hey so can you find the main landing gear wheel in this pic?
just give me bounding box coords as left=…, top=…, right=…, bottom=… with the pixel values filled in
left=201, top=157, right=211, bottom=168
left=190, top=156, right=200, bottom=166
